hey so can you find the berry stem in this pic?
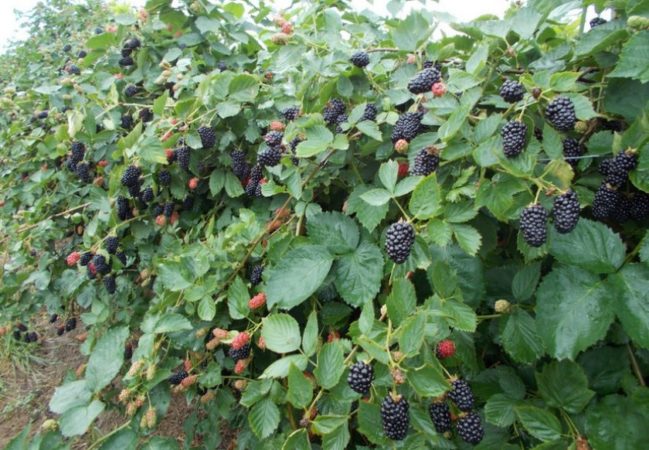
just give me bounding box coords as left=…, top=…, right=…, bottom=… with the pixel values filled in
left=393, top=199, right=412, bottom=223
left=627, top=343, right=647, bottom=387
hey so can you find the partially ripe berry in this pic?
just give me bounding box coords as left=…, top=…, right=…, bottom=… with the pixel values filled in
left=234, top=359, right=248, bottom=374
left=436, top=339, right=456, bottom=359
left=269, top=121, right=285, bottom=131
left=97, top=160, right=108, bottom=168
left=431, top=82, right=447, bottom=97
left=281, top=22, right=293, bottom=34
left=398, top=162, right=409, bottom=178
left=407, top=54, right=416, bottom=64
left=394, top=139, right=409, bottom=154
left=155, top=215, right=167, bottom=226
left=257, top=336, right=266, bottom=350
left=66, top=251, right=81, bottom=266
left=188, top=177, right=199, bottom=190
left=248, top=292, right=266, bottom=309
left=231, top=331, right=250, bottom=350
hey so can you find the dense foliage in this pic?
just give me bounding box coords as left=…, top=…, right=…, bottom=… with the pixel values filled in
left=2, top=0, right=649, bottom=449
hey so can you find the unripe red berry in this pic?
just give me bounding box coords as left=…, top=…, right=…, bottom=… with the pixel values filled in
left=436, top=339, right=456, bottom=359
left=394, top=139, right=409, bottom=154
left=156, top=215, right=167, bottom=226
left=66, top=251, right=81, bottom=266
left=431, top=82, right=447, bottom=97
left=234, top=359, right=248, bottom=374
left=248, top=292, right=266, bottom=309
left=398, top=162, right=409, bottom=178
left=231, top=331, right=250, bottom=350
left=188, top=177, right=199, bottom=190
left=269, top=121, right=285, bottom=131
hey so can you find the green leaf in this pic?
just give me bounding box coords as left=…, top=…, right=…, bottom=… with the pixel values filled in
left=314, top=342, right=345, bottom=389
left=398, top=312, right=426, bottom=355
left=198, top=297, right=216, bottom=321
left=346, top=185, right=389, bottom=232
left=394, top=176, right=422, bottom=197
left=585, top=395, right=649, bottom=450
left=359, top=300, right=374, bottom=335
left=501, top=310, right=544, bottom=365
left=302, top=310, right=318, bottom=357
left=209, top=169, right=225, bottom=195
left=536, top=266, right=615, bottom=360
left=287, top=364, right=313, bottom=408
left=248, top=398, right=280, bottom=439
left=409, top=174, right=443, bottom=219
left=307, top=211, right=359, bottom=254
left=512, top=262, right=541, bottom=301
left=357, top=401, right=388, bottom=446
left=439, top=298, right=477, bottom=332
left=216, top=101, right=241, bottom=118
left=86, top=326, right=129, bottom=392
left=322, top=424, right=350, bottom=450
left=153, top=313, right=192, bottom=334
left=357, top=120, right=382, bottom=141
left=515, top=405, right=562, bottom=442
left=379, top=160, right=399, bottom=193
left=485, top=394, right=518, bottom=427
left=610, top=264, right=649, bottom=348
left=549, top=219, right=625, bottom=273
left=311, top=415, right=348, bottom=435
left=334, top=242, right=383, bottom=307
left=152, top=91, right=168, bottom=116
left=86, top=32, right=116, bottom=49
left=536, top=360, right=595, bottom=414
left=49, top=380, right=91, bottom=414
left=427, top=220, right=453, bottom=247
left=261, top=313, right=302, bottom=353
left=296, top=125, right=334, bottom=157
left=227, top=276, right=249, bottom=320
left=356, top=336, right=389, bottom=365
left=386, top=278, right=416, bottom=327
left=609, top=31, right=649, bottom=83
left=282, top=429, right=312, bottom=450
left=452, top=224, right=482, bottom=256
left=542, top=124, right=563, bottom=159
left=229, top=74, right=259, bottom=102
left=266, top=244, right=333, bottom=309
left=391, top=12, right=430, bottom=51
left=60, top=400, right=105, bottom=437
left=360, top=188, right=392, bottom=206
left=407, top=365, right=450, bottom=397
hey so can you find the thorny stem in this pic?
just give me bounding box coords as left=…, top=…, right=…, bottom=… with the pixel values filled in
left=1, top=202, right=91, bottom=243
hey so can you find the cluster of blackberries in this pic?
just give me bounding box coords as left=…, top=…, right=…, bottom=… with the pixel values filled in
left=249, top=264, right=264, bottom=286
left=198, top=126, right=216, bottom=149
left=245, top=164, right=263, bottom=197
left=545, top=96, right=576, bottom=131
left=381, top=394, right=409, bottom=440
left=119, top=37, right=141, bottom=67
left=593, top=150, right=644, bottom=222
left=499, top=80, right=525, bottom=103
left=433, top=379, right=484, bottom=444
left=600, top=150, right=637, bottom=188
left=53, top=316, right=77, bottom=336
left=323, top=99, right=346, bottom=126
left=563, top=138, right=583, bottom=168
left=385, top=221, right=415, bottom=264
left=350, top=51, right=370, bottom=68
left=12, top=323, right=38, bottom=343
left=361, top=103, right=378, bottom=122
left=391, top=111, right=424, bottom=143
left=407, top=67, right=442, bottom=94
left=347, top=361, right=374, bottom=395
left=501, top=120, right=527, bottom=158
left=410, top=147, right=439, bottom=176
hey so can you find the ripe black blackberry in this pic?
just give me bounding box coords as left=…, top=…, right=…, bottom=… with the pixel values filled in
left=563, top=138, right=583, bottom=168
left=609, top=150, right=638, bottom=177
left=592, top=183, right=619, bottom=220
left=391, top=111, right=424, bottom=143
left=599, top=158, right=612, bottom=176
left=121, top=114, right=134, bottom=130
left=65, top=317, right=77, bottom=331
left=350, top=51, right=370, bottom=68
left=546, top=96, right=576, bottom=131
left=158, top=170, right=172, bottom=186
left=80, top=252, right=93, bottom=266
left=499, top=80, right=525, bottom=103
left=121, top=47, right=133, bottom=57
left=49, top=314, right=59, bottom=323
left=456, top=412, right=484, bottom=445
left=217, top=61, right=227, bottom=72
left=630, top=192, right=649, bottom=221
left=323, top=99, right=346, bottom=125
left=65, top=158, right=78, bottom=172
left=75, top=162, right=92, bottom=183
left=611, top=195, right=632, bottom=223
left=176, top=146, right=191, bottom=171
left=70, top=141, right=85, bottom=161
left=119, top=56, right=134, bottom=67
left=335, top=114, right=348, bottom=134
left=228, top=343, right=251, bottom=361
left=385, top=222, right=415, bottom=264
left=163, top=202, right=175, bottom=218
left=116, top=196, right=131, bottom=220
left=407, top=67, right=442, bottom=94
left=103, top=275, right=116, bottom=294
left=105, top=236, right=119, bottom=254
left=590, top=17, right=607, bottom=28
left=92, top=254, right=111, bottom=275
left=57, top=326, right=65, bottom=336
left=127, top=184, right=141, bottom=198
left=282, top=106, right=300, bottom=121
left=67, top=64, right=81, bottom=75
left=380, top=394, right=409, bottom=440
left=362, top=104, right=378, bottom=121
left=116, top=251, right=127, bottom=266
left=198, top=126, right=216, bottom=148
left=552, top=190, right=580, bottom=233
left=519, top=204, right=548, bottom=247
left=347, top=361, right=374, bottom=395
left=231, top=151, right=250, bottom=180
left=169, top=370, right=188, bottom=385
left=410, top=147, right=439, bottom=176
left=124, top=37, right=141, bottom=49
left=121, top=165, right=141, bottom=187
left=245, top=180, right=262, bottom=197
left=258, top=146, right=281, bottom=167
left=182, top=196, right=194, bottom=211
left=140, top=187, right=154, bottom=204
left=448, top=379, right=475, bottom=411
left=152, top=204, right=164, bottom=217
left=501, top=121, right=527, bottom=158
left=139, top=108, right=153, bottom=123
left=13, top=330, right=22, bottom=340
left=25, top=332, right=38, bottom=343
left=63, top=44, right=71, bottom=52
left=428, top=401, right=452, bottom=433
left=249, top=264, right=264, bottom=286
left=263, top=131, right=283, bottom=147
left=124, top=85, right=138, bottom=98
